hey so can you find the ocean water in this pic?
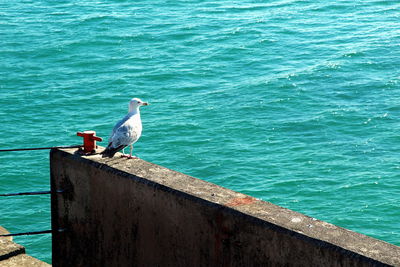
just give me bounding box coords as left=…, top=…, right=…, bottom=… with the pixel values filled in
left=1, top=0, right=400, bottom=263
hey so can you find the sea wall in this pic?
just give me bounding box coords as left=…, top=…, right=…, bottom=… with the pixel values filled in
left=50, top=147, right=400, bottom=266
left=0, top=226, right=50, bottom=267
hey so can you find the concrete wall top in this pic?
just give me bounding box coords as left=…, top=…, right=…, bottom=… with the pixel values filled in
left=51, top=147, right=400, bottom=266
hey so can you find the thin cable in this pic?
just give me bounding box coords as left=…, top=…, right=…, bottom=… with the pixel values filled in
left=0, top=145, right=82, bottom=152
left=0, top=230, right=52, bottom=237
left=0, top=191, right=51, bottom=197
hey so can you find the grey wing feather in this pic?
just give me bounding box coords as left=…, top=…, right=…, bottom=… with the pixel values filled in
left=110, top=123, right=139, bottom=148
left=109, top=114, right=131, bottom=141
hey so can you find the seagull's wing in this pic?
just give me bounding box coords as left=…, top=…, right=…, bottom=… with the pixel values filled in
left=101, top=114, right=131, bottom=157
left=108, top=114, right=131, bottom=142
left=111, top=123, right=139, bottom=148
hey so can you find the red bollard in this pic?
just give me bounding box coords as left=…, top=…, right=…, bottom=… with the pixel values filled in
left=77, top=131, right=103, bottom=153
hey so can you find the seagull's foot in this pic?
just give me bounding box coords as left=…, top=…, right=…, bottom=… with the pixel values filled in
left=121, top=154, right=138, bottom=159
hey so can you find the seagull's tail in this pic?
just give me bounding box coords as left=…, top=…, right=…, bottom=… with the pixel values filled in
left=101, top=144, right=125, bottom=158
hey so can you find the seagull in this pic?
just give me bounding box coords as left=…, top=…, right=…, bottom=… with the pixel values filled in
left=102, top=98, right=148, bottom=158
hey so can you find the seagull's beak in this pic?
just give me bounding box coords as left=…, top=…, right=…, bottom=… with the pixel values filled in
left=142, top=102, right=149, bottom=106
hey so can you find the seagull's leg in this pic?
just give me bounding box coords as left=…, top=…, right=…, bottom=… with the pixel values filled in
left=129, top=145, right=133, bottom=159
left=127, top=145, right=138, bottom=159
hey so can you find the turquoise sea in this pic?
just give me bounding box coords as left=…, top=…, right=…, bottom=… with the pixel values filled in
left=1, top=0, right=400, bottom=263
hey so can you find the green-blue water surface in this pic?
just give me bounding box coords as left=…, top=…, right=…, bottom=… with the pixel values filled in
left=1, top=0, right=400, bottom=263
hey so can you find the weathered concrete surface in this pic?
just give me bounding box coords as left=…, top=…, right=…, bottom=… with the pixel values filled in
left=0, top=238, right=24, bottom=261
left=0, top=226, right=13, bottom=242
left=51, top=147, right=400, bottom=267
left=0, top=254, right=51, bottom=267
left=0, top=226, right=50, bottom=266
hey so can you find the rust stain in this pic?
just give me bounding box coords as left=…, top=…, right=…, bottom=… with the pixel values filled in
left=226, top=196, right=256, bottom=207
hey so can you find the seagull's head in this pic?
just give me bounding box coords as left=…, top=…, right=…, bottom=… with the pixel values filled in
left=129, top=98, right=149, bottom=112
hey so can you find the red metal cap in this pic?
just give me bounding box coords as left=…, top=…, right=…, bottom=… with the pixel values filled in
left=77, top=131, right=103, bottom=153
